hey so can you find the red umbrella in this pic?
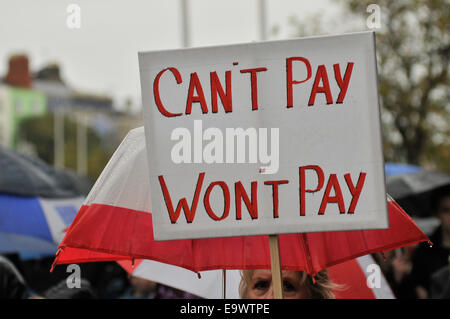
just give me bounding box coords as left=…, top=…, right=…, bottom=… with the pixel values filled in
left=52, top=127, right=428, bottom=277
left=329, top=255, right=395, bottom=299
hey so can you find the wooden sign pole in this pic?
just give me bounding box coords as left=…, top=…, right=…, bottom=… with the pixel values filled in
left=269, top=234, right=283, bottom=299
left=222, top=269, right=227, bottom=299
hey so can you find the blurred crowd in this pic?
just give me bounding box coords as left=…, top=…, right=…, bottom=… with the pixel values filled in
left=374, top=186, right=450, bottom=299
left=0, top=255, right=201, bottom=299
left=0, top=185, right=448, bottom=299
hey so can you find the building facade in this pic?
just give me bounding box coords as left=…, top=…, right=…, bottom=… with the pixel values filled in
left=0, top=84, right=47, bottom=148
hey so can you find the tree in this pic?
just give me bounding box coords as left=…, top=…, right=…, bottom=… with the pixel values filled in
left=18, top=113, right=113, bottom=180
left=289, top=0, right=449, bottom=172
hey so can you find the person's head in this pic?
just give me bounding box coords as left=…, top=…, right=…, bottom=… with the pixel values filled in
left=43, top=279, right=95, bottom=299
left=0, top=255, right=29, bottom=299
left=239, top=268, right=335, bottom=299
left=432, top=186, right=450, bottom=232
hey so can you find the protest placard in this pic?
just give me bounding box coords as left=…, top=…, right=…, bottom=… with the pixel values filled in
left=139, top=31, right=388, bottom=241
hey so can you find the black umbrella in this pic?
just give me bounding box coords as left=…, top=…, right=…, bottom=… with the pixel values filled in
left=386, top=169, right=450, bottom=218
left=0, top=147, right=115, bottom=297
left=0, top=146, right=93, bottom=198
left=0, top=146, right=94, bottom=254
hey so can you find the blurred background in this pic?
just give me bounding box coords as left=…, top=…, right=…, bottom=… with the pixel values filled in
left=0, top=0, right=448, bottom=299
left=0, top=0, right=448, bottom=180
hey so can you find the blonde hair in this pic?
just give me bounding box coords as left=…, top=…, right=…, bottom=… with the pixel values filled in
left=239, top=269, right=337, bottom=299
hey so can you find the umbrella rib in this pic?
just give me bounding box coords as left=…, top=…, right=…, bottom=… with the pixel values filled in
left=300, top=233, right=315, bottom=276
left=191, top=240, right=198, bottom=274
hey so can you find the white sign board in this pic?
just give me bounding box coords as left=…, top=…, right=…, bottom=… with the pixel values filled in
left=139, top=31, right=388, bottom=241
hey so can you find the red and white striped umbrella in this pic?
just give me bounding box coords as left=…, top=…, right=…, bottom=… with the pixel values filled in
left=52, top=127, right=428, bottom=278
left=118, top=254, right=394, bottom=299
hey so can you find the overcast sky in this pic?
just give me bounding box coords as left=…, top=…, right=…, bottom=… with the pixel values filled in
left=0, top=0, right=364, bottom=111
